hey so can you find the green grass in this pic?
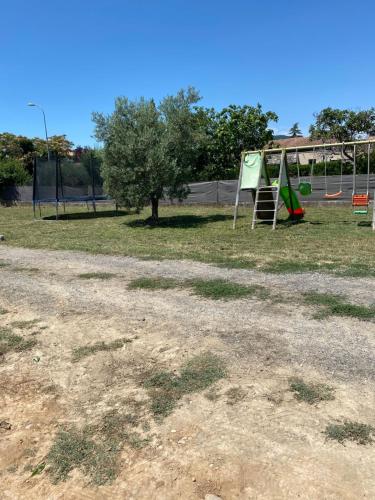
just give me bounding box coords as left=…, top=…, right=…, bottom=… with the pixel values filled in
left=128, top=276, right=268, bottom=301
left=0, top=260, right=10, bottom=267
left=304, top=292, right=375, bottom=321
left=0, top=327, right=37, bottom=354
left=77, top=272, right=116, bottom=280
left=289, top=377, right=335, bottom=405
left=72, top=337, right=132, bottom=361
left=1, top=205, right=375, bottom=276
left=325, top=421, right=375, bottom=445
left=143, top=352, right=226, bottom=418
left=128, top=276, right=179, bottom=290
left=189, top=278, right=267, bottom=300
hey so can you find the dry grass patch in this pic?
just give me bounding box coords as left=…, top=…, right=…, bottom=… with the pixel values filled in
left=77, top=272, right=116, bottom=280
left=72, top=337, right=132, bottom=361
left=128, top=276, right=180, bottom=290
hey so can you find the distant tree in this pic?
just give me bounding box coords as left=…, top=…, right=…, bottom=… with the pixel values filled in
left=93, top=87, right=203, bottom=223
left=194, top=104, right=278, bottom=180
left=289, top=123, right=302, bottom=137
left=0, top=158, right=30, bottom=194
left=0, top=133, right=35, bottom=173
left=33, top=135, right=73, bottom=159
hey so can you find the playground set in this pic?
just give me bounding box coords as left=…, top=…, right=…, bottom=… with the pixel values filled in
left=233, top=139, right=375, bottom=230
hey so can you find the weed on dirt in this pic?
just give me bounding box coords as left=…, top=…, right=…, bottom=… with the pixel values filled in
left=0, top=327, right=37, bottom=354
left=189, top=278, right=268, bottom=301
left=304, top=292, right=375, bottom=321
left=11, top=319, right=40, bottom=330
left=325, top=421, right=375, bottom=445
left=77, top=272, right=116, bottom=280
left=289, top=377, right=335, bottom=405
left=47, top=428, right=118, bottom=485
left=128, top=276, right=180, bottom=290
left=129, top=276, right=268, bottom=301
left=48, top=400, right=150, bottom=485
left=72, top=337, right=132, bottom=361
left=225, top=386, right=247, bottom=405
left=143, top=352, right=226, bottom=418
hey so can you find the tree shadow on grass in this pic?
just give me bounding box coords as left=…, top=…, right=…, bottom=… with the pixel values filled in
left=126, top=213, right=236, bottom=229
left=42, top=210, right=129, bottom=221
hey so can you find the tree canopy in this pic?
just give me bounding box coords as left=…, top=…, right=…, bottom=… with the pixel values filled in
left=193, top=104, right=277, bottom=180
left=93, top=87, right=203, bottom=222
left=309, top=107, right=375, bottom=142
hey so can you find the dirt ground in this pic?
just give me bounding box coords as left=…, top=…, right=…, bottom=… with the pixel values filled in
left=1, top=246, right=375, bottom=499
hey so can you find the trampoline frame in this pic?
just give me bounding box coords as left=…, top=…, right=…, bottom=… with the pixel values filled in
left=33, top=155, right=113, bottom=220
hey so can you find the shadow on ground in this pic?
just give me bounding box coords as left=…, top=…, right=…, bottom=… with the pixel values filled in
left=42, top=210, right=129, bottom=221
left=126, top=213, right=236, bottom=229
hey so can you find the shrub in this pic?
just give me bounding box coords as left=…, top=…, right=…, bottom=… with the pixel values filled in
left=0, top=158, right=30, bottom=188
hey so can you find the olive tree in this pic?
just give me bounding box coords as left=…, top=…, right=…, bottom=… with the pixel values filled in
left=93, top=87, right=202, bottom=223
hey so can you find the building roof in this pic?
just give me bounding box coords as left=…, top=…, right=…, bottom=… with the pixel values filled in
left=269, top=136, right=325, bottom=148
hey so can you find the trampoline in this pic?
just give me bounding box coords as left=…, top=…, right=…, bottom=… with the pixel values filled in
left=33, top=156, right=112, bottom=219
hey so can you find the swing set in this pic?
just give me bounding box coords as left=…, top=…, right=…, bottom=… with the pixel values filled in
left=233, top=138, right=375, bottom=230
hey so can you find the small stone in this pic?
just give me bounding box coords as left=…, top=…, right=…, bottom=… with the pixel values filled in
left=0, top=420, right=11, bottom=431
left=171, top=429, right=177, bottom=433
left=192, top=477, right=196, bottom=482
left=205, top=495, right=222, bottom=500
left=0, top=235, right=4, bottom=241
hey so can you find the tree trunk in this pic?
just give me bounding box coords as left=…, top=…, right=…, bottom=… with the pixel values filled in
left=151, top=197, right=159, bottom=223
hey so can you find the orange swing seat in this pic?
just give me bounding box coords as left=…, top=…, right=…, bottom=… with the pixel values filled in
left=352, top=194, right=369, bottom=206
left=324, top=191, right=343, bottom=199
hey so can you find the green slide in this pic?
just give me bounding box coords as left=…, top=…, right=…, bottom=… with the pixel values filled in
left=279, top=186, right=304, bottom=218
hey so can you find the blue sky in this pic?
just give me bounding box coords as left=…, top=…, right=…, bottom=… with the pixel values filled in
left=1, top=0, right=374, bottom=146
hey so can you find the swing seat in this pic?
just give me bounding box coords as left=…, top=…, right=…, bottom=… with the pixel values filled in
left=352, top=194, right=369, bottom=206
left=324, top=191, right=343, bottom=199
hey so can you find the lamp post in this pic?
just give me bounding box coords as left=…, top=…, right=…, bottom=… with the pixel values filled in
left=27, top=102, right=50, bottom=161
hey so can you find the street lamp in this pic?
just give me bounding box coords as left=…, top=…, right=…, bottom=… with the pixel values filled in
left=28, top=102, right=50, bottom=161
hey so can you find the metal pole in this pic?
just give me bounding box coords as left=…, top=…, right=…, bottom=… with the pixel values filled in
left=90, top=152, right=97, bottom=215
left=55, top=158, right=59, bottom=220
left=41, top=108, right=51, bottom=162
left=32, top=156, right=36, bottom=219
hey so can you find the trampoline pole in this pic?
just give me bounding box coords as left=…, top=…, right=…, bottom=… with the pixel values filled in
left=55, top=157, right=59, bottom=221
left=39, top=202, right=41, bottom=218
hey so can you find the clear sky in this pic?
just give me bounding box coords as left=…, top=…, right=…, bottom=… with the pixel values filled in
left=1, top=0, right=374, bottom=146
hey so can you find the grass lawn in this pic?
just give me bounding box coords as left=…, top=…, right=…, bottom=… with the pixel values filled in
left=0, top=204, right=374, bottom=275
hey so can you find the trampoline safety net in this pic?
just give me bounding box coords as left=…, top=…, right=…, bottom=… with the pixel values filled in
left=33, top=157, right=107, bottom=203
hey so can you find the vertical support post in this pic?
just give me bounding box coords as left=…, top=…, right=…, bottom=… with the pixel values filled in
left=352, top=144, right=357, bottom=195
left=233, top=153, right=244, bottom=229
left=273, top=150, right=285, bottom=230
left=32, top=156, right=36, bottom=219
left=55, top=157, right=59, bottom=220
left=90, top=152, right=97, bottom=216
left=216, top=180, right=219, bottom=204
left=284, top=151, right=295, bottom=221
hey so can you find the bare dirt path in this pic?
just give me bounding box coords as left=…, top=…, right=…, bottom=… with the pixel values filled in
left=1, top=246, right=375, bottom=499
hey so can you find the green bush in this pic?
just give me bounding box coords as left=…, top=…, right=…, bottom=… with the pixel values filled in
left=0, top=158, right=30, bottom=188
